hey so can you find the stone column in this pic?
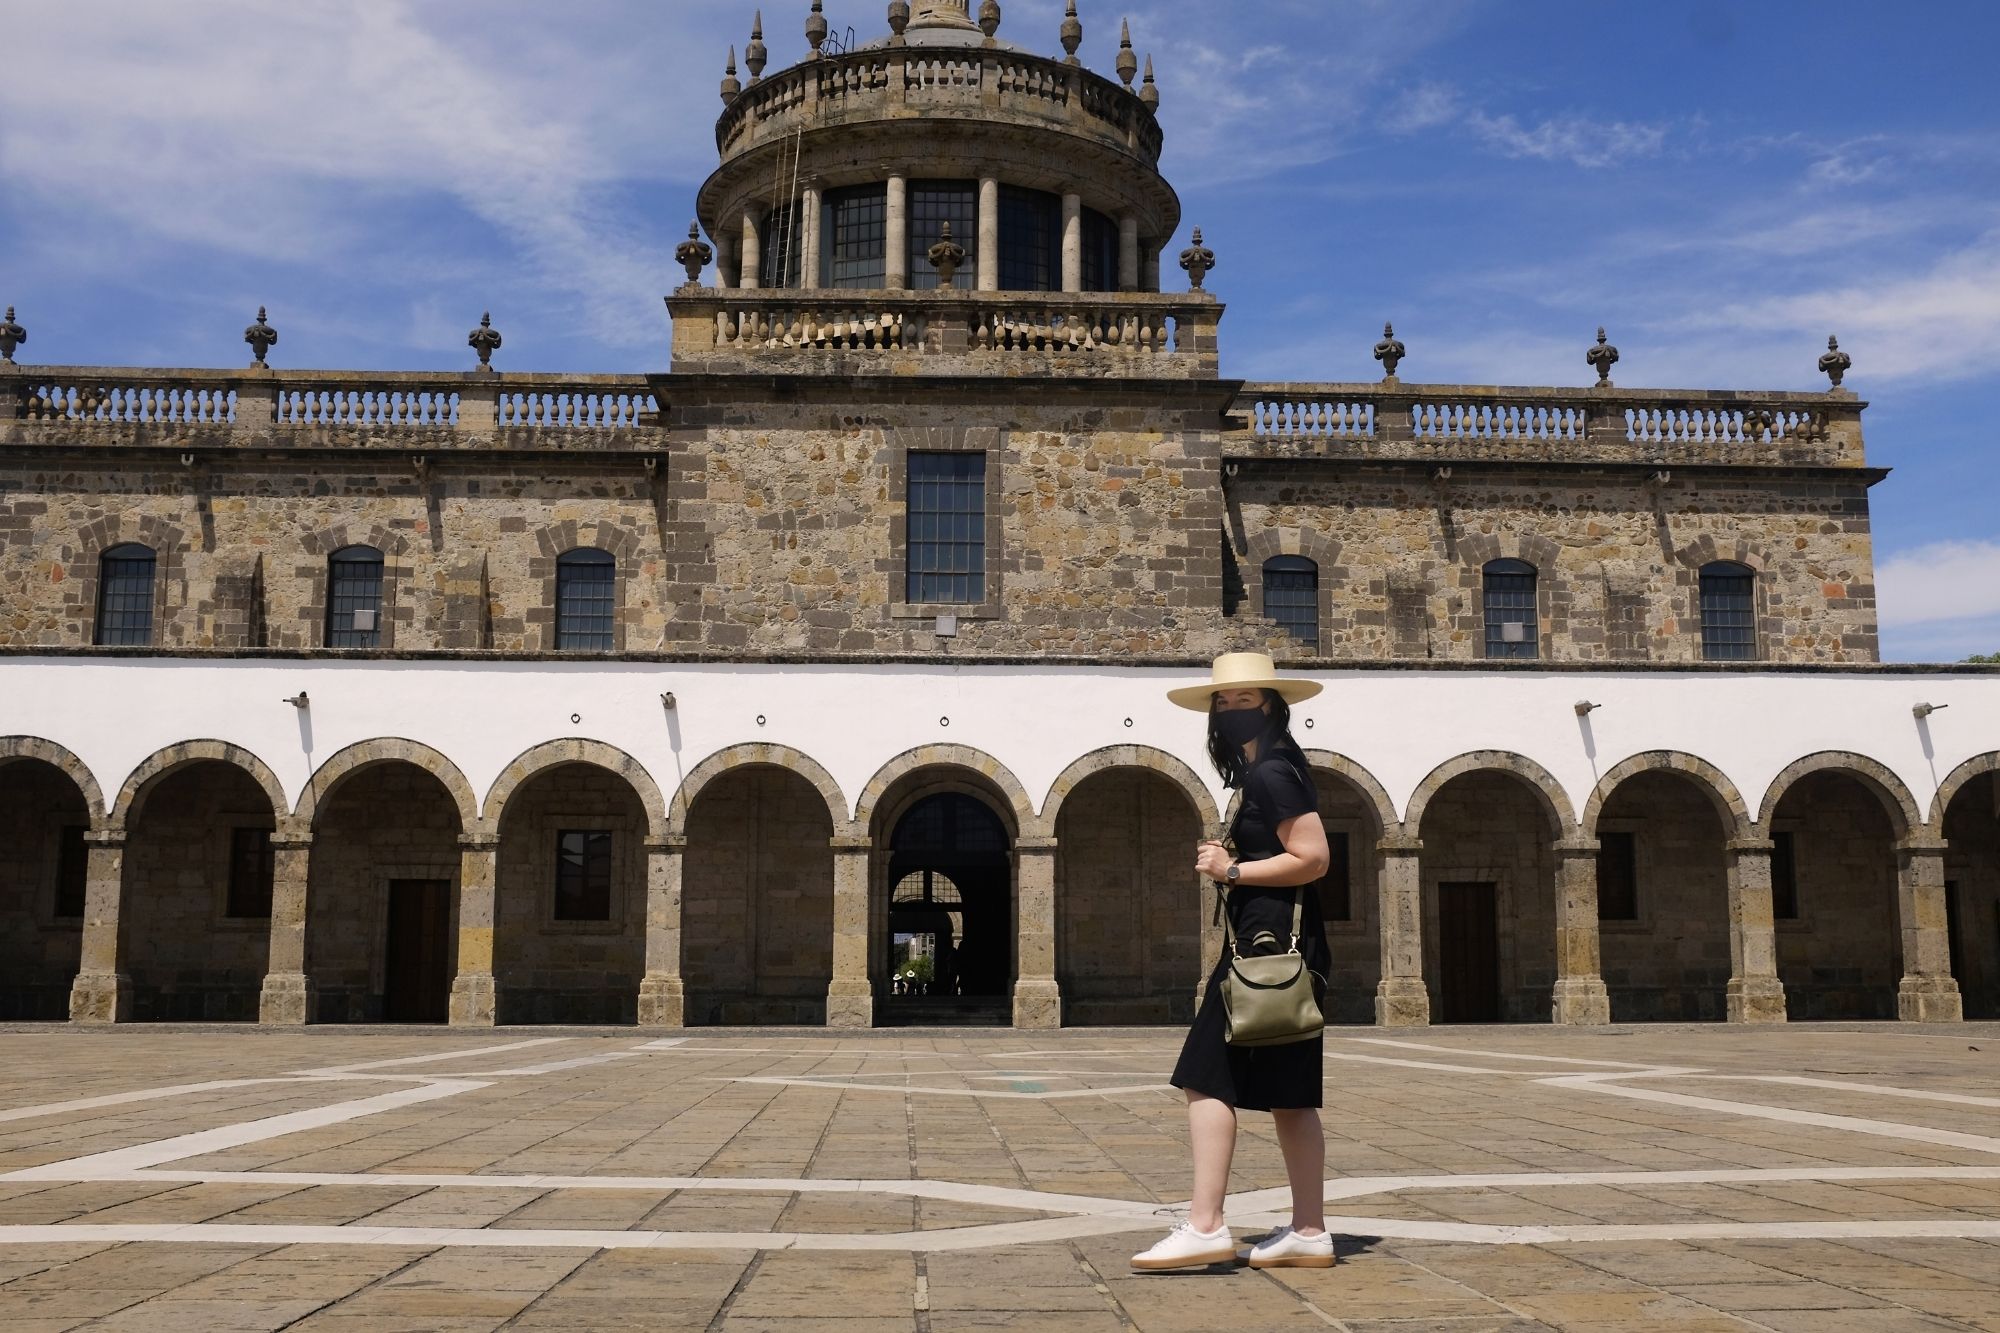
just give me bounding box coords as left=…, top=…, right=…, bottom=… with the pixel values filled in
left=1117, top=213, right=1141, bottom=292
left=1551, top=838, right=1612, bottom=1024
left=717, top=232, right=740, bottom=290
left=1060, top=193, right=1083, bottom=293
left=68, top=829, right=131, bottom=1023
left=976, top=176, right=1000, bottom=291
left=739, top=209, right=763, bottom=291
left=449, top=829, right=500, bottom=1026
left=827, top=830, right=874, bottom=1027
left=1013, top=836, right=1061, bottom=1029
left=1374, top=836, right=1430, bottom=1026
left=638, top=835, right=686, bottom=1026
left=258, top=830, right=315, bottom=1025
left=1896, top=837, right=1964, bottom=1022
left=800, top=185, right=823, bottom=289
left=1142, top=244, right=1161, bottom=293
left=1724, top=838, right=1788, bottom=1023
left=885, top=175, right=909, bottom=290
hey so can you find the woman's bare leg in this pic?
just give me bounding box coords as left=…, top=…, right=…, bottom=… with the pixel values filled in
left=1270, top=1108, right=1326, bottom=1235
left=1185, top=1091, right=1237, bottom=1232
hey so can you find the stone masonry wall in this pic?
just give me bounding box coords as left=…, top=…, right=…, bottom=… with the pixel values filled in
left=1596, top=771, right=1732, bottom=1022
left=0, top=760, right=87, bottom=1019
left=1773, top=771, right=1901, bottom=1020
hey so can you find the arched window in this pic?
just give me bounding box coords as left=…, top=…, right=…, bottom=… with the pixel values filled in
left=1700, top=561, right=1757, bottom=660
left=1262, top=556, right=1319, bottom=646
left=325, top=546, right=385, bottom=649
left=94, top=543, right=156, bottom=646
left=1483, top=559, right=1539, bottom=659
left=555, top=548, right=616, bottom=651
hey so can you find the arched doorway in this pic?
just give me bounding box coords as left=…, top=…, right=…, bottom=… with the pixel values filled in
left=1770, top=770, right=1901, bottom=1019
left=1417, top=770, right=1561, bottom=1024
left=0, top=759, right=93, bottom=1019
left=1942, top=767, right=1998, bottom=1020
left=1593, top=770, right=1732, bottom=1022
left=884, top=792, right=1012, bottom=1024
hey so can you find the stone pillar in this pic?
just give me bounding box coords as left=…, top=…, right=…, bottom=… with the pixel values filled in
left=885, top=175, right=909, bottom=290
left=976, top=176, right=1000, bottom=291
left=258, top=831, right=315, bottom=1025
left=1896, top=837, right=1964, bottom=1022
left=1117, top=213, right=1140, bottom=291
left=717, top=233, right=740, bottom=290
left=1551, top=838, right=1612, bottom=1025
left=827, top=831, right=874, bottom=1027
left=800, top=184, right=823, bottom=289
left=638, top=835, right=686, bottom=1026
left=1060, top=193, right=1083, bottom=293
left=1724, top=838, right=1788, bottom=1023
left=1013, top=836, right=1061, bottom=1029
left=1374, top=837, right=1430, bottom=1026
left=68, top=829, right=131, bottom=1023
left=449, top=830, right=500, bottom=1026
left=739, top=209, right=763, bottom=290
left=1142, top=244, right=1161, bottom=293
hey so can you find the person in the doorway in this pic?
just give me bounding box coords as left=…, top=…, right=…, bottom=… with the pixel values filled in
left=1131, top=652, right=1336, bottom=1272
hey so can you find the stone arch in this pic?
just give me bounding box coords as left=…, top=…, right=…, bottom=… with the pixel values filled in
left=1042, top=745, right=1219, bottom=834
left=668, top=743, right=847, bottom=837
left=854, top=745, right=1038, bottom=838
left=1215, top=748, right=1399, bottom=838
left=0, top=737, right=107, bottom=823
left=110, top=740, right=291, bottom=833
left=483, top=739, right=667, bottom=840
left=299, top=523, right=415, bottom=650
left=65, top=514, right=187, bottom=644
left=1756, top=752, right=1922, bottom=840
left=1930, top=752, right=2000, bottom=830
left=1240, top=527, right=1342, bottom=655
left=1583, top=751, right=1753, bottom=841
left=1454, top=528, right=1562, bottom=575
left=296, top=739, right=477, bottom=831
left=1404, top=751, right=1577, bottom=841
left=1671, top=534, right=1774, bottom=575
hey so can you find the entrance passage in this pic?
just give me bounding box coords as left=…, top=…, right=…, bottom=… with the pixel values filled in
left=1437, top=881, right=1501, bottom=1024
left=884, top=793, right=1012, bottom=1026
left=384, top=880, right=452, bottom=1023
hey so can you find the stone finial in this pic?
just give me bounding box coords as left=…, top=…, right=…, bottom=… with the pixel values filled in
left=1373, top=322, right=1405, bottom=379
left=979, top=0, right=1002, bottom=40
left=676, top=221, right=715, bottom=285
left=721, top=47, right=741, bottom=103
left=888, top=0, right=911, bottom=42
left=0, top=307, right=24, bottom=365
left=807, top=0, right=829, bottom=56
left=1587, top=326, right=1619, bottom=387
left=244, top=307, right=278, bottom=368
left=927, top=221, right=967, bottom=284
left=468, top=312, right=503, bottom=370
left=746, top=11, right=768, bottom=83
left=1140, top=54, right=1158, bottom=109
left=1060, top=0, right=1082, bottom=64
left=1819, top=334, right=1852, bottom=389
left=1117, top=18, right=1138, bottom=87
left=1179, top=227, right=1215, bottom=290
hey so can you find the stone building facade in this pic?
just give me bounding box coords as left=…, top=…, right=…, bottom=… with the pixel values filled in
left=0, top=1, right=1993, bottom=1032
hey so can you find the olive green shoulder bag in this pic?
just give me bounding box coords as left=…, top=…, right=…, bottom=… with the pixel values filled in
left=1213, top=755, right=1325, bottom=1047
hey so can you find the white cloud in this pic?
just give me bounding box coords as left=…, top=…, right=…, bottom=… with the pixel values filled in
left=1463, top=110, right=1667, bottom=169
left=1876, top=540, right=2000, bottom=630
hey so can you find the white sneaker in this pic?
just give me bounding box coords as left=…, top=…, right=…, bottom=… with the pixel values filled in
left=1247, top=1225, right=1335, bottom=1269
left=1129, top=1219, right=1236, bottom=1271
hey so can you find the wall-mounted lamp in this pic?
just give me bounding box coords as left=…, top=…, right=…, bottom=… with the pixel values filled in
left=283, top=692, right=310, bottom=709
left=661, top=692, right=677, bottom=712
left=1574, top=700, right=1601, bottom=717
left=1914, top=702, right=1949, bottom=720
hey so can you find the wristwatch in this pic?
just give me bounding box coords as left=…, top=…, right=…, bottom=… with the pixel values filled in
left=1224, top=861, right=1240, bottom=884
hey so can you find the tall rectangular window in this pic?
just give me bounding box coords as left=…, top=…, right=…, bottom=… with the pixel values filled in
left=226, top=827, right=274, bottom=919
left=759, top=200, right=805, bottom=289
left=1771, top=831, right=1799, bottom=920
left=55, top=825, right=88, bottom=920
left=1081, top=208, right=1119, bottom=291
left=1483, top=560, right=1539, bottom=660
left=824, top=185, right=887, bottom=288
left=1597, top=831, right=1639, bottom=921
left=908, top=181, right=977, bottom=291
left=1701, top=562, right=1758, bottom=661
left=999, top=187, right=1059, bottom=291
left=555, top=830, right=614, bottom=922
left=1318, top=830, right=1352, bottom=923
left=906, top=452, right=985, bottom=605
left=326, top=546, right=385, bottom=648
left=555, top=549, right=616, bottom=652
left=95, top=544, right=156, bottom=646
left=1262, top=557, right=1319, bottom=647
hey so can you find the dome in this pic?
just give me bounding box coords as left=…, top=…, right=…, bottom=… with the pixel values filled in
left=863, top=0, right=1024, bottom=51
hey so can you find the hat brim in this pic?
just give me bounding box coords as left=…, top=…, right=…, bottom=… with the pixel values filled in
left=1167, top=677, right=1323, bottom=712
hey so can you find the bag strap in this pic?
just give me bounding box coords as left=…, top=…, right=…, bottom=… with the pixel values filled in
left=1214, top=752, right=1309, bottom=956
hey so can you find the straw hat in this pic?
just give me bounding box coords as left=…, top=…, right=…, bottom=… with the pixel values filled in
left=1166, top=651, right=1323, bottom=712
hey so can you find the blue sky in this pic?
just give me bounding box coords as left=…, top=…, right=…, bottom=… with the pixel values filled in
left=2, top=0, right=1995, bottom=661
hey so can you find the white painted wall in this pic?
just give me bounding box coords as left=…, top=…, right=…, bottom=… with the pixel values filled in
left=5, top=658, right=1996, bottom=830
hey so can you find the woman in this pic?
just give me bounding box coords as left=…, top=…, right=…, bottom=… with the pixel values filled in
left=1131, top=651, right=1335, bottom=1272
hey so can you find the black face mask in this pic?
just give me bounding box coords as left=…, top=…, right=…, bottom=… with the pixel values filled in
left=1214, top=707, right=1270, bottom=751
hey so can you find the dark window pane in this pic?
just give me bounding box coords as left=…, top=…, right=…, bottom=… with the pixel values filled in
left=1317, top=830, right=1352, bottom=923
left=1483, top=558, right=1539, bottom=660
left=1598, top=831, right=1638, bottom=921
left=999, top=186, right=1059, bottom=291
left=1701, top=561, right=1757, bottom=661
left=759, top=199, right=806, bottom=289
left=326, top=546, right=385, bottom=648
left=906, top=452, right=985, bottom=605
left=556, top=548, right=616, bottom=652
left=227, top=827, right=274, bottom=919
left=55, top=825, right=88, bottom=919
left=825, top=185, right=887, bottom=288
left=1263, top=556, right=1318, bottom=647
left=555, top=830, right=614, bottom=922
left=95, top=543, right=156, bottom=646
left=1771, top=831, right=1799, bottom=920
left=908, top=180, right=977, bottom=291
left=1081, top=207, right=1119, bottom=291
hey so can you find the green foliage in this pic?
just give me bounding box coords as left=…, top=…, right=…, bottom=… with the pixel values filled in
left=1966, top=653, right=2000, bottom=664
left=897, top=955, right=935, bottom=985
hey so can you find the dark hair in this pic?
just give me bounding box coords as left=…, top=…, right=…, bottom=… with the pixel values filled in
left=1205, top=688, right=1310, bottom=788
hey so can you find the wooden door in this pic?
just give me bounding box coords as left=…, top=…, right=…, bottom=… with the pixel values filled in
left=1437, top=881, right=1501, bottom=1024
left=385, top=880, right=452, bottom=1023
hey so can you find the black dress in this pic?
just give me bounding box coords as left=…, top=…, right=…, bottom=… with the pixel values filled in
left=1170, top=751, right=1330, bottom=1112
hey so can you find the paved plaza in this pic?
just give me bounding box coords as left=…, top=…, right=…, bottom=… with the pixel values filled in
left=0, top=1025, right=1995, bottom=1331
